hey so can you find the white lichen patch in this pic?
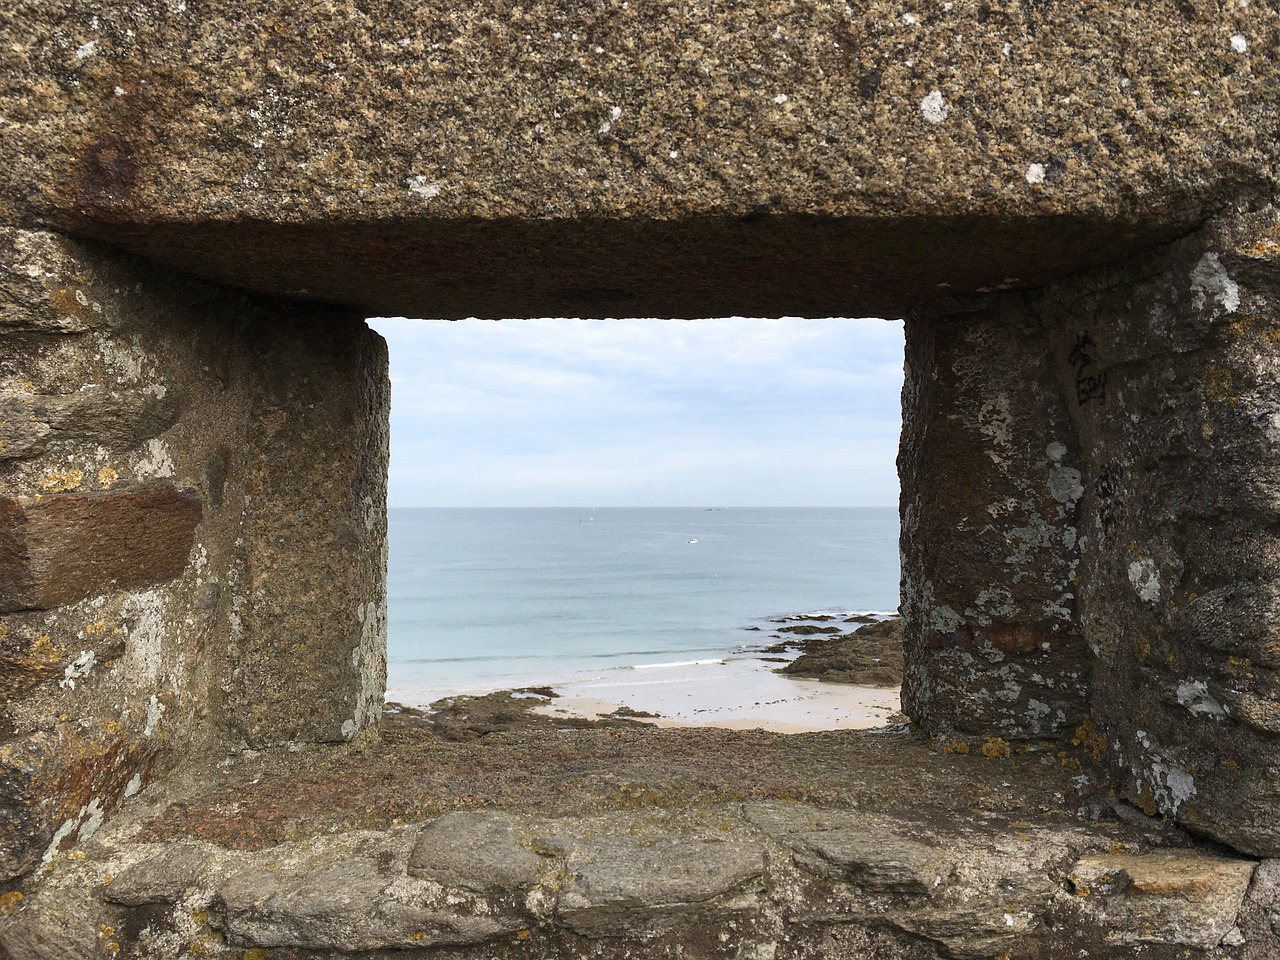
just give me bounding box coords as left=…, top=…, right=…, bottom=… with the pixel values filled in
left=920, top=89, right=949, bottom=124
left=93, top=333, right=147, bottom=382
left=1150, top=760, right=1197, bottom=814
left=60, top=650, right=96, bottom=690
left=1230, top=34, right=1248, bottom=53
left=1189, top=252, right=1240, bottom=316
left=927, top=603, right=963, bottom=633
left=1127, top=559, right=1161, bottom=604
left=135, top=438, right=174, bottom=479
left=405, top=175, right=441, bottom=199
left=1047, top=466, right=1083, bottom=505
left=41, top=819, right=79, bottom=865
left=1045, top=441, right=1067, bottom=463
left=77, top=798, right=105, bottom=842
left=123, top=589, right=168, bottom=685
left=1025, top=163, right=1046, bottom=185
left=969, top=588, right=1017, bottom=625
left=124, top=772, right=143, bottom=797
left=145, top=694, right=165, bottom=736
left=74, top=40, right=97, bottom=59
left=1176, top=680, right=1227, bottom=718
left=347, top=595, right=388, bottom=739
left=975, top=394, right=1013, bottom=464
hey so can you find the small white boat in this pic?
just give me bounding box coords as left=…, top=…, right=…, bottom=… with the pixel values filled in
left=688, top=538, right=698, bottom=544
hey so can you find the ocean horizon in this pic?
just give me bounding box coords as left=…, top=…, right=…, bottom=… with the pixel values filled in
left=385, top=506, right=900, bottom=705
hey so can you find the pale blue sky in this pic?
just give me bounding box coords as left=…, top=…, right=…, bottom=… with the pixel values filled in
left=366, top=317, right=904, bottom=507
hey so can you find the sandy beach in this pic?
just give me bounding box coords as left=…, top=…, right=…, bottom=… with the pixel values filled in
left=390, top=651, right=901, bottom=734
left=530, top=656, right=900, bottom=733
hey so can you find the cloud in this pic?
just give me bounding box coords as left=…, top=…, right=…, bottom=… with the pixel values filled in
left=368, top=317, right=904, bottom=506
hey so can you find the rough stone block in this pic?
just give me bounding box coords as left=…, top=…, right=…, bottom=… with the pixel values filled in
left=0, top=722, right=165, bottom=882
left=217, top=837, right=515, bottom=951
left=220, top=315, right=388, bottom=747
left=0, top=229, right=109, bottom=335
left=3, top=4, right=1278, bottom=319
left=899, top=298, right=1090, bottom=738
left=0, top=386, right=178, bottom=462
left=1068, top=850, right=1256, bottom=949
left=0, top=489, right=202, bottom=613
left=408, top=812, right=544, bottom=892
left=1041, top=213, right=1280, bottom=856
left=554, top=835, right=765, bottom=936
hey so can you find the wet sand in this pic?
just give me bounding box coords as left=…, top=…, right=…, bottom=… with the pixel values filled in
left=528, top=655, right=900, bottom=733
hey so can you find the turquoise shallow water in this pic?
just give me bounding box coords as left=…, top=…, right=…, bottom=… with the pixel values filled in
left=385, top=507, right=900, bottom=699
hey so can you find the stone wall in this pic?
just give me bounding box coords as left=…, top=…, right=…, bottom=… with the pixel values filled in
left=1044, top=212, right=1280, bottom=858
left=900, top=209, right=1280, bottom=857
left=0, top=230, right=388, bottom=882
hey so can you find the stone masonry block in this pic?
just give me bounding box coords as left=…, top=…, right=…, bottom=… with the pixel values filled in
left=0, top=489, right=201, bottom=613
left=899, top=298, right=1090, bottom=738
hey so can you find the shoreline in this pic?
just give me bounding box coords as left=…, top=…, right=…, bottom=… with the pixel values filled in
left=387, top=620, right=903, bottom=734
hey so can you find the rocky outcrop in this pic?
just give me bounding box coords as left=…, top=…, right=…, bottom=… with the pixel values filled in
left=776, top=618, right=905, bottom=688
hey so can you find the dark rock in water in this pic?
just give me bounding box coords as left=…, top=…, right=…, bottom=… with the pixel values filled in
left=608, top=705, right=660, bottom=720
left=742, top=625, right=761, bottom=631
left=776, top=624, right=842, bottom=635
left=843, top=614, right=879, bottom=624
left=779, top=619, right=904, bottom=688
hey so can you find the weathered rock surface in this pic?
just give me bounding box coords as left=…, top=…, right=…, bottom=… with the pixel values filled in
left=1068, top=849, right=1256, bottom=949
left=408, top=811, right=544, bottom=893
left=2, top=3, right=1278, bottom=318
left=900, top=293, right=1090, bottom=739
left=0, top=721, right=1268, bottom=959
left=4, top=2, right=1280, bottom=955
left=1038, top=212, right=1280, bottom=858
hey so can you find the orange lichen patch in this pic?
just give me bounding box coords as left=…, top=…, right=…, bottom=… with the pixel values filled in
left=940, top=738, right=970, bottom=756
left=243, top=950, right=271, bottom=960
left=1134, top=632, right=1152, bottom=664
left=1059, top=753, right=1083, bottom=772
left=1222, top=759, right=1240, bottom=777
left=516, top=929, right=532, bottom=940
left=981, top=736, right=1011, bottom=759
left=38, top=468, right=85, bottom=492
left=0, top=891, right=23, bottom=916
left=83, top=620, right=109, bottom=637
left=1201, top=364, right=1238, bottom=404
left=97, top=467, right=119, bottom=490
left=47, top=286, right=97, bottom=323
left=1130, top=783, right=1159, bottom=817
left=1072, top=717, right=1108, bottom=766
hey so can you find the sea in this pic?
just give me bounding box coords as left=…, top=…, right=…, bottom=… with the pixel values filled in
left=385, top=507, right=900, bottom=704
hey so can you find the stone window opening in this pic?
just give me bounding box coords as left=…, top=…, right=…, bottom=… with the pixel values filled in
left=368, top=315, right=906, bottom=732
